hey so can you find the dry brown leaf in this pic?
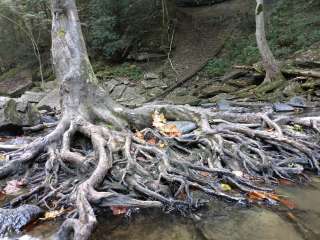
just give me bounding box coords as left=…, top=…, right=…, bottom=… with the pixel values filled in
left=279, top=199, right=296, bottom=209
left=110, top=206, right=128, bottom=215
left=135, top=131, right=144, bottom=140
left=199, top=171, right=209, bottom=177
left=152, top=110, right=166, bottom=128
left=287, top=212, right=298, bottom=221
left=247, top=191, right=295, bottom=209
left=41, top=208, right=65, bottom=221
left=161, top=124, right=182, bottom=138
left=278, top=179, right=294, bottom=186
left=152, top=111, right=182, bottom=137
left=147, top=138, right=157, bottom=145
left=159, top=142, right=166, bottom=148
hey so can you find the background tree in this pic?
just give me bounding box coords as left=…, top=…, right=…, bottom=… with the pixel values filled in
left=255, top=0, right=284, bottom=84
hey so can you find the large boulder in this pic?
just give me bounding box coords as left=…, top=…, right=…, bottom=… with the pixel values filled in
left=0, top=97, right=41, bottom=129
left=0, top=69, right=33, bottom=97
left=37, top=89, right=61, bottom=112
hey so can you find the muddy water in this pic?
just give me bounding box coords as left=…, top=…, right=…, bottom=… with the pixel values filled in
left=6, top=176, right=319, bottom=240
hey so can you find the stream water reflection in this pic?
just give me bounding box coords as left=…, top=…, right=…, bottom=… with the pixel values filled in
left=8, top=176, right=320, bottom=240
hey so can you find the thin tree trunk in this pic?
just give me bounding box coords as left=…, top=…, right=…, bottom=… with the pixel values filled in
left=255, top=0, right=283, bottom=84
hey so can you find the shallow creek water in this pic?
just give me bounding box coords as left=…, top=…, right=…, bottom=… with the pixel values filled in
left=2, top=177, right=319, bottom=240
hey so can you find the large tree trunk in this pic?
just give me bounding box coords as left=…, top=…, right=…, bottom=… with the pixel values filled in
left=0, top=1, right=319, bottom=240
left=255, top=0, right=284, bottom=84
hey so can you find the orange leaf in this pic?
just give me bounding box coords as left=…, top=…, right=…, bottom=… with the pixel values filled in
left=110, top=206, right=128, bottom=215
left=279, top=199, right=296, bottom=209
left=199, top=171, right=209, bottom=177
left=147, top=138, right=157, bottom=145
left=160, top=124, right=182, bottom=138
left=278, top=179, right=294, bottom=186
left=287, top=212, right=298, bottom=221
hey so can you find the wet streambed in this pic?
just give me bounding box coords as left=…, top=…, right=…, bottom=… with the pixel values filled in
left=2, top=176, right=319, bottom=240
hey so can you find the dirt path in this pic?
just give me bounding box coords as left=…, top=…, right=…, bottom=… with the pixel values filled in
left=163, top=0, right=253, bottom=90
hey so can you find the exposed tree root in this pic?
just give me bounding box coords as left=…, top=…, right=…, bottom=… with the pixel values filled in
left=0, top=103, right=319, bottom=239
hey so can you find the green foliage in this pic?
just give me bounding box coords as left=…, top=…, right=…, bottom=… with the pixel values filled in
left=204, top=0, right=320, bottom=77
left=203, top=59, right=230, bottom=77
left=95, top=63, right=143, bottom=81
left=0, top=0, right=51, bottom=69
left=87, top=0, right=160, bottom=61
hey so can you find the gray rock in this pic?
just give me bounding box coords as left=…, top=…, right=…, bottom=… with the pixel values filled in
left=144, top=72, right=159, bottom=80
left=273, top=103, right=295, bottom=112
left=199, top=84, right=236, bottom=98
left=217, top=100, right=231, bottom=111
left=142, top=79, right=167, bottom=89
left=37, top=89, right=61, bottom=112
left=20, top=91, right=46, bottom=103
left=104, top=79, right=120, bottom=93
left=167, top=121, right=197, bottom=134
left=117, top=87, right=147, bottom=107
left=16, top=91, right=46, bottom=112
left=43, top=80, right=58, bottom=91
left=287, top=96, right=307, bottom=108
left=166, top=95, right=201, bottom=105
left=110, top=84, right=127, bottom=98
left=0, top=70, right=33, bottom=97
left=0, top=97, right=40, bottom=128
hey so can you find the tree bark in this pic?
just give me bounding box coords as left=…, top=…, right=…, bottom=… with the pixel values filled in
left=255, top=0, right=284, bottom=84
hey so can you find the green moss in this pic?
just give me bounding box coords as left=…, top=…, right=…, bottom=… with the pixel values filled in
left=202, top=59, right=231, bottom=77
left=58, top=29, right=66, bottom=38
left=256, top=4, right=263, bottom=15
left=0, top=66, right=24, bottom=82
left=95, top=63, right=143, bottom=81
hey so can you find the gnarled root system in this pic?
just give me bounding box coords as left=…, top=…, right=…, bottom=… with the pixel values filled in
left=0, top=103, right=319, bottom=240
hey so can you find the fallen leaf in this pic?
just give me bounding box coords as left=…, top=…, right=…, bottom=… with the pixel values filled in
left=152, top=111, right=167, bottom=128
left=220, top=183, right=232, bottom=191
left=41, top=208, right=65, bottom=220
left=147, top=138, right=157, bottom=145
left=161, top=124, right=182, bottom=138
left=199, top=171, right=210, bottom=177
left=247, top=191, right=295, bottom=209
left=4, top=179, right=27, bottom=195
left=287, top=212, right=298, bottom=221
left=110, top=206, right=128, bottom=215
left=279, top=198, right=296, bottom=209
left=152, top=111, right=182, bottom=137
left=159, top=142, right=166, bottom=148
left=0, top=154, right=5, bottom=161
left=278, top=179, right=294, bottom=186
left=135, top=131, right=144, bottom=140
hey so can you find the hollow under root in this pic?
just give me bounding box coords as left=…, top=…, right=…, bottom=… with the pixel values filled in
left=0, top=105, right=319, bottom=240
